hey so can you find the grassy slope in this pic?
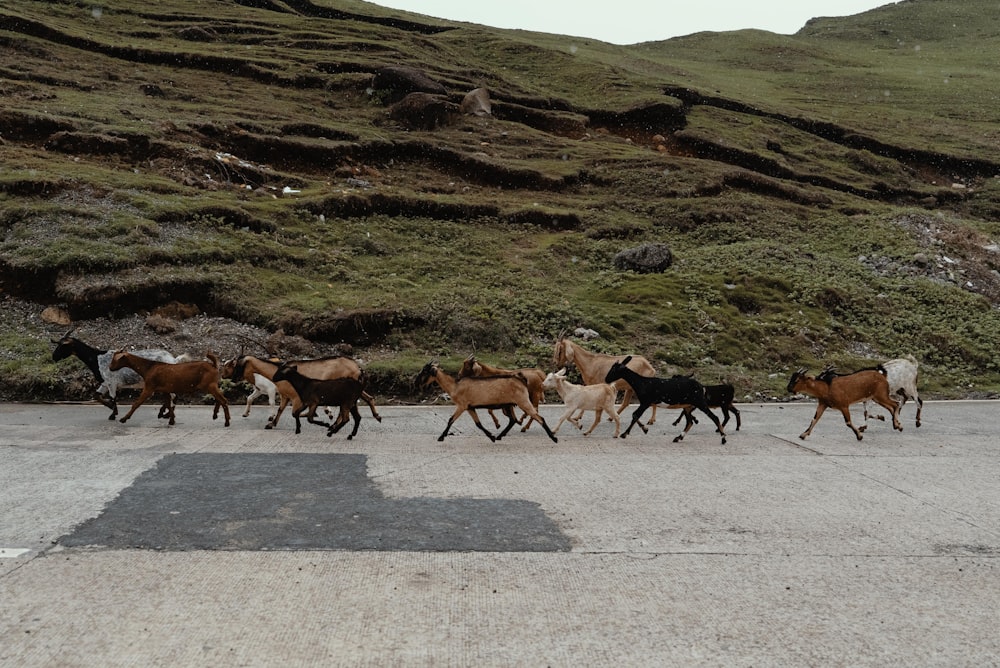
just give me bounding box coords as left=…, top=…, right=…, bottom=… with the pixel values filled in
left=2, top=0, right=1000, bottom=400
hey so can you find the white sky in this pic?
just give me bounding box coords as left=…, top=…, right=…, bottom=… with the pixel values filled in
left=369, top=1, right=896, bottom=45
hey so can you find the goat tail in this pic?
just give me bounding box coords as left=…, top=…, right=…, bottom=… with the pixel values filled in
left=206, top=351, right=220, bottom=368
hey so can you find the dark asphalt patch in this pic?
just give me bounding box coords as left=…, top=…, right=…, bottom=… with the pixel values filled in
left=59, top=453, right=571, bottom=552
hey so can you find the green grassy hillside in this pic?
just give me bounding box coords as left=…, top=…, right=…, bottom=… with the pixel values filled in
left=2, top=0, right=1000, bottom=401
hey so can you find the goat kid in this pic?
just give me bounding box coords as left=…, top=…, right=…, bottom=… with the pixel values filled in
left=787, top=366, right=901, bottom=440
left=672, top=382, right=741, bottom=432
left=553, top=336, right=659, bottom=424
left=109, top=350, right=231, bottom=426
left=542, top=368, right=620, bottom=437
left=605, top=357, right=726, bottom=444
left=270, top=364, right=364, bottom=437
left=51, top=332, right=186, bottom=420
left=416, top=361, right=558, bottom=443
left=458, top=355, right=546, bottom=432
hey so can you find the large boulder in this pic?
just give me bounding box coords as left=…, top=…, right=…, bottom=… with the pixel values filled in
left=371, top=65, right=447, bottom=104
left=613, top=242, right=673, bottom=274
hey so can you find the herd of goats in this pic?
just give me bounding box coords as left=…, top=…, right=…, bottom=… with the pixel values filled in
left=49, top=331, right=924, bottom=445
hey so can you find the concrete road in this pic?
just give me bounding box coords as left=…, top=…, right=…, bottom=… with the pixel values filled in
left=1, top=400, right=997, bottom=666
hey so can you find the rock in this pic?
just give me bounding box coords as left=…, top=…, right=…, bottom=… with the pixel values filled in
left=40, top=306, right=72, bottom=326
left=388, top=93, right=458, bottom=130
left=613, top=242, right=673, bottom=274
left=460, top=88, right=492, bottom=116
left=370, top=65, right=447, bottom=105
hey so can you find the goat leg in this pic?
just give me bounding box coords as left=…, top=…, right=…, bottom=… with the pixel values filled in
left=467, top=409, right=498, bottom=442
left=326, top=407, right=351, bottom=437
left=799, top=404, right=828, bottom=440
left=620, top=404, right=650, bottom=438
left=345, top=406, right=362, bottom=439
left=118, top=388, right=156, bottom=424
left=209, top=388, right=231, bottom=427
left=361, top=391, right=382, bottom=423
left=839, top=406, right=864, bottom=440
left=95, top=391, right=117, bottom=420
left=729, top=405, right=742, bottom=431
left=697, top=405, right=726, bottom=445
left=495, top=407, right=518, bottom=441
left=582, top=409, right=603, bottom=436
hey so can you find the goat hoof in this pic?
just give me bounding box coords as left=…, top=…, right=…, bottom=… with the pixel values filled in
left=672, top=435, right=683, bottom=443
left=721, top=437, right=727, bottom=445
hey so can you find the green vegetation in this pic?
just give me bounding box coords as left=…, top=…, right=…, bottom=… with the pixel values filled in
left=2, top=0, right=1000, bottom=401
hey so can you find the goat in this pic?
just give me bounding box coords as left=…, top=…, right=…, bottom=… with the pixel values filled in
left=51, top=331, right=185, bottom=420
left=220, top=357, right=281, bottom=421
left=109, top=350, right=231, bottom=426
left=270, top=364, right=364, bottom=437
left=672, top=382, right=741, bottom=432
left=553, top=336, right=659, bottom=424
left=458, top=355, right=546, bottom=431
left=787, top=366, right=901, bottom=440
left=861, top=355, right=923, bottom=428
left=604, top=356, right=726, bottom=444
left=542, top=368, right=620, bottom=437
left=229, top=354, right=380, bottom=429
left=415, top=361, right=558, bottom=443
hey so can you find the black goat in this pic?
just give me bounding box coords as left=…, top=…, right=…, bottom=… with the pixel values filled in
left=270, top=364, right=364, bottom=438
left=605, top=357, right=726, bottom=444
left=671, top=382, right=741, bottom=432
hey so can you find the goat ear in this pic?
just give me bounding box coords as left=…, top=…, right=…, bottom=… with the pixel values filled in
left=556, top=368, right=567, bottom=376
left=621, top=355, right=633, bottom=365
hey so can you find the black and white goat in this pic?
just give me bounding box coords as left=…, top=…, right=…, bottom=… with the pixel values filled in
left=604, top=357, right=726, bottom=444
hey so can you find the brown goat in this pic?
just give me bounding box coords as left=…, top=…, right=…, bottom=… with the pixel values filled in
left=786, top=366, right=901, bottom=440
left=416, top=361, right=558, bottom=443
left=109, top=350, right=230, bottom=426
left=458, top=355, right=546, bottom=432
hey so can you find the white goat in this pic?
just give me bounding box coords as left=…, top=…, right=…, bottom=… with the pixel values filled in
left=864, top=355, right=923, bottom=427
left=542, top=369, right=620, bottom=437
left=242, top=372, right=280, bottom=419
left=220, top=358, right=282, bottom=420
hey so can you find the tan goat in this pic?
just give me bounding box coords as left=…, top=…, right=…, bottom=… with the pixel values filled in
left=416, top=361, right=558, bottom=443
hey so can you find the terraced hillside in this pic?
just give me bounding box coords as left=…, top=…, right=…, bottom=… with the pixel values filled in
left=2, top=0, right=1000, bottom=401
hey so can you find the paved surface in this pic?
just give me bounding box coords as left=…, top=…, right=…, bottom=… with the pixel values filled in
left=1, top=399, right=998, bottom=666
